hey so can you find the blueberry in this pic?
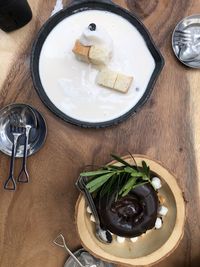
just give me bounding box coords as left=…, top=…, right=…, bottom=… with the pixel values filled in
left=88, top=23, right=96, bottom=31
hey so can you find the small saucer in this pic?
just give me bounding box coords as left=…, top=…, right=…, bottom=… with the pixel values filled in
left=0, top=103, right=47, bottom=158
left=172, top=14, right=200, bottom=68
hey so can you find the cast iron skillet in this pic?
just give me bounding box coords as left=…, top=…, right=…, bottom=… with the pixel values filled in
left=31, top=0, right=164, bottom=128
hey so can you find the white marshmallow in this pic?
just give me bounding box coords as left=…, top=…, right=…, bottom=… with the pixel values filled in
left=79, top=25, right=113, bottom=55
left=152, top=177, right=162, bottom=190
left=90, top=214, right=96, bottom=223
left=86, top=206, right=92, bottom=214
left=130, top=237, right=138, bottom=243
left=140, top=233, right=146, bottom=237
left=155, top=218, right=162, bottom=229
left=116, top=236, right=125, bottom=243
left=158, top=205, right=168, bottom=216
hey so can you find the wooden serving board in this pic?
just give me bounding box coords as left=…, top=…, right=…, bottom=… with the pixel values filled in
left=0, top=1, right=199, bottom=267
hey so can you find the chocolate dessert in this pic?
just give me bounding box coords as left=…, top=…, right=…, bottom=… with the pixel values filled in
left=96, top=184, right=158, bottom=237
left=81, top=154, right=166, bottom=241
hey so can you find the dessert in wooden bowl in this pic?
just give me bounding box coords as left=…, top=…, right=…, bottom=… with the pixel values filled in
left=75, top=155, right=185, bottom=266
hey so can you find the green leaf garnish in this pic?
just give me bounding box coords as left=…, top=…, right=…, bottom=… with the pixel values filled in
left=119, top=176, right=137, bottom=195
left=131, top=172, right=144, bottom=177
left=80, top=154, right=154, bottom=199
left=80, top=170, right=112, bottom=177
left=111, top=154, right=133, bottom=167
left=100, top=174, right=117, bottom=197
left=131, top=181, right=149, bottom=190
left=86, top=172, right=114, bottom=193
left=124, top=166, right=136, bottom=173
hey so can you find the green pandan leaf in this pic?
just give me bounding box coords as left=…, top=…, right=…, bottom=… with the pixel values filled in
left=100, top=174, right=117, bottom=197
left=86, top=172, right=114, bottom=191
left=119, top=177, right=137, bottom=195
left=124, top=166, right=136, bottom=173
left=122, top=181, right=149, bottom=197
left=131, top=181, right=149, bottom=190
left=131, top=172, right=144, bottom=177
left=121, top=186, right=133, bottom=197
left=111, top=154, right=132, bottom=167
left=80, top=170, right=112, bottom=177
left=107, top=165, right=123, bottom=170
left=82, top=154, right=154, bottom=198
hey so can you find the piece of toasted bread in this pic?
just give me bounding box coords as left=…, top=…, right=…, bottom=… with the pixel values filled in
left=72, top=40, right=90, bottom=63
left=96, top=68, right=118, bottom=89
left=89, top=45, right=111, bottom=65
left=114, top=73, right=133, bottom=93
left=97, top=68, right=133, bottom=93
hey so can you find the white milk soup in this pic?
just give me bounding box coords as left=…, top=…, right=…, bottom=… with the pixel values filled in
left=39, top=10, right=155, bottom=123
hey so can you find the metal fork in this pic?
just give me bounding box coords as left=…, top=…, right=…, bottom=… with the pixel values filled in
left=4, top=123, right=24, bottom=190
left=174, top=30, right=200, bottom=45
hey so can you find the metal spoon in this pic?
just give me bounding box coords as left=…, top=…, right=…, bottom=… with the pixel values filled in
left=17, top=107, right=37, bottom=183
left=53, top=234, right=96, bottom=267
left=178, top=41, right=200, bottom=62
left=76, top=177, right=112, bottom=244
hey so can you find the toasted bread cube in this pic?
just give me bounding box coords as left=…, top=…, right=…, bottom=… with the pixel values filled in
left=89, top=45, right=111, bottom=65
left=97, top=68, right=118, bottom=89
left=72, top=40, right=90, bottom=63
left=97, top=68, right=133, bottom=93
left=114, top=73, right=133, bottom=93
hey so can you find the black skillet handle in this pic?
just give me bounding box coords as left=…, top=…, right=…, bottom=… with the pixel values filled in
left=67, top=0, right=113, bottom=7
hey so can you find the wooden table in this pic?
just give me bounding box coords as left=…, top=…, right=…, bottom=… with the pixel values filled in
left=0, top=1, right=199, bottom=266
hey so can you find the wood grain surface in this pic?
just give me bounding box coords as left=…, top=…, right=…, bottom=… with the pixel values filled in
left=0, top=0, right=199, bottom=267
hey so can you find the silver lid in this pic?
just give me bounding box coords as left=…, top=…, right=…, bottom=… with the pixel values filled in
left=172, top=14, right=200, bottom=68
left=64, top=249, right=115, bottom=267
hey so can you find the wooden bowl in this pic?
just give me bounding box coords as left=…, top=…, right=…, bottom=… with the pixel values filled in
left=75, top=155, right=185, bottom=266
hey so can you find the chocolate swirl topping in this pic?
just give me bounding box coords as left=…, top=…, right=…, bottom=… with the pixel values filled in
left=111, top=195, right=145, bottom=225
left=96, top=183, right=158, bottom=237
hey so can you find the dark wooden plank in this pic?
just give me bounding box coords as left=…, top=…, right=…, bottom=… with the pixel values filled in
left=0, top=1, right=199, bottom=266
